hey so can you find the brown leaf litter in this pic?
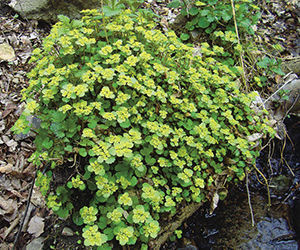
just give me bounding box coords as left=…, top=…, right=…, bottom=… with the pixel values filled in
left=0, top=8, right=49, bottom=249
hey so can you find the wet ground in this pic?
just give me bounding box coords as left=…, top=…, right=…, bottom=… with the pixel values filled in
left=164, top=116, right=300, bottom=249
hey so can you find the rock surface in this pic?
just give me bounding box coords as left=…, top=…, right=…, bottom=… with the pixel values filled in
left=272, top=74, right=300, bottom=118
left=9, top=0, right=100, bottom=22
left=25, top=237, right=44, bottom=250
left=281, top=58, right=300, bottom=75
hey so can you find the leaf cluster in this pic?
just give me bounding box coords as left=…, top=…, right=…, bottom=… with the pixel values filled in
left=168, top=0, right=261, bottom=41
left=15, top=8, right=274, bottom=248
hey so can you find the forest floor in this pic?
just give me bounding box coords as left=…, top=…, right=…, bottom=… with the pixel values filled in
left=0, top=0, right=299, bottom=249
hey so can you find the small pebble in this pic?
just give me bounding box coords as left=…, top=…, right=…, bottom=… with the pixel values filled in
left=25, top=237, right=44, bottom=250
left=62, top=227, right=74, bottom=236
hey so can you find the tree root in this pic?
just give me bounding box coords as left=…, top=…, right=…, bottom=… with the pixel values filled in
left=149, top=202, right=203, bottom=250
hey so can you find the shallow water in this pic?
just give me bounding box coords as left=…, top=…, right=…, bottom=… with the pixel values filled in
left=163, top=116, right=300, bottom=250
left=173, top=190, right=298, bottom=249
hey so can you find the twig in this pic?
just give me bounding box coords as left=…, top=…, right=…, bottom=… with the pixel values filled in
left=283, top=157, right=295, bottom=177
left=253, top=163, right=271, bottom=207
left=267, top=143, right=274, bottom=176
left=246, top=171, right=255, bottom=226
left=230, top=0, right=247, bottom=91
left=254, top=170, right=265, bottom=185
left=281, top=56, right=300, bottom=61
left=3, top=215, right=21, bottom=240
left=285, top=130, right=295, bottom=150
left=260, top=137, right=272, bottom=151
left=280, top=131, right=286, bottom=164
left=12, top=165, right=40, bottom=250
left=263, top=77, right=295, bottom=105
left=278, top=129, right=295, bottom=176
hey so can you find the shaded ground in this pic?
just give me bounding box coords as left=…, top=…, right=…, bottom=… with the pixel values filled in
left=0, top=7, right=51, bottom=249
left=0, top=0, right=299, bottom=249
left=163, top=115, right=300, bottom=249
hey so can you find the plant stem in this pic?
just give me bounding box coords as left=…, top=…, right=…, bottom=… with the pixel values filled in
left=230, top=0, right=248, bottom=91
left=100, top=0, right=109, bottom=43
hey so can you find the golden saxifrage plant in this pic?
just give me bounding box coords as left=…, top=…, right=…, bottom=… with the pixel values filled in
left=13, top=9, right=275, bottom=248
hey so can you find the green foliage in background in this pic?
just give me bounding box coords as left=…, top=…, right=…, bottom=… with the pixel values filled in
left=168, top=0, right=284, bottom=91
left=168, top=0, right=261, bottom=41
left=13, top=8, right=274, bottom=248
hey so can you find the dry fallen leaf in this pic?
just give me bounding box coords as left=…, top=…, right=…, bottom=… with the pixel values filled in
left=0, top=196, right=17, bottom=216
left=246, top=133, right=263, bottom=142
left=210, top=192, right=220, bottom=215
left=0, top=43, right=16, bottom=61
left=27, top=215, right=44, bottom=237
left=30, top=188, right=46, bottom=207
left=2, top=102, right=16, bottom=119
left=0, top=163, right=13, bottom=174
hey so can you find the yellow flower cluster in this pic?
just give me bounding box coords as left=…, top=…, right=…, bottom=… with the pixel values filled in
left=119, top=44, right=132, bottom=55
left=116, top=92, right=130, bottom=105
left=82, top=225, right=107, bottom=247
left=153, top=63, right=168, bottom=74
left=87, top=160, right=105, bottom=175
left=116, top=227, right=134, bottom=246
left=150, top=135, right=164, bottom=150
left=12, top=118, right=28, bottom=134
left=74, top=84, right=88, bottom=97
left=132, top=205, right=150, bottom=223
left=164, top=196, right=176, bottom=207
left=76, top=37, right=96, bottom=46
left=92, top=141, right=111, bottom=161
left=95, top=175, right=117, bottom=198
left=102, top=112, right=116, bottom=121
left=61, top=84, right=75, bottom=98
left=131, top=155, right=143, bottom=169
left=128, top=129, right=142, bottom=142
left=99, top=86, right=115, bottom=99
left=106, top=23, right=122, bottom=31
left=107, top=207, right=123, bottom=222
left=143, top=220, right=160, bottom=238
left=80, top=206, right=98, bottom=224
left=59, top=104, right=72, bottom=113
left=118, top=192, right=133, bottom=206
left=142, top=184, right=163, bottom=207
left=42, top=88, right=56, bottom=100
left=116, top=107, right=130, bottom=123
left=105, top=54, right=121, bottom=64
left=99, top=45, right=113, bottom=56
left=113, top=138, right=133, bottom=157
left=71, top=175, right=84, bottom=188
left=73, top=101, right=93, bottom=116
left=139, top=51, right=152, bottom=61
left=125, top=55, right=139, bottom=67
left=117, top=176, right=131, bottom=189
left=101, top=68, right=115, bottom=81
left=117, top=74, right=132, bottom=86
left=82, top=128, right=96, bottom=138
left=26, top=100, right=39, bottom=113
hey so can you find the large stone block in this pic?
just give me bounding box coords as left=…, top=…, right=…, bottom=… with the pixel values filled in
left=9, top=0, right=100, bottom=22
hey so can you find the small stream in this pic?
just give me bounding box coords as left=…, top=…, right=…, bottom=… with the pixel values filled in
left=163, top=116, right=300, bottom=249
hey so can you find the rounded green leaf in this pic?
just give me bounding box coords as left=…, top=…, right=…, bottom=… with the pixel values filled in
left=180, top=33, right=190, bottom=41
left=198, top=17, right=211, bottom=28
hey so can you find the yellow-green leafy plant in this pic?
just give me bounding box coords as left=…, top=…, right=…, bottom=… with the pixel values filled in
left=14, top=8, right=275, bottom=248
